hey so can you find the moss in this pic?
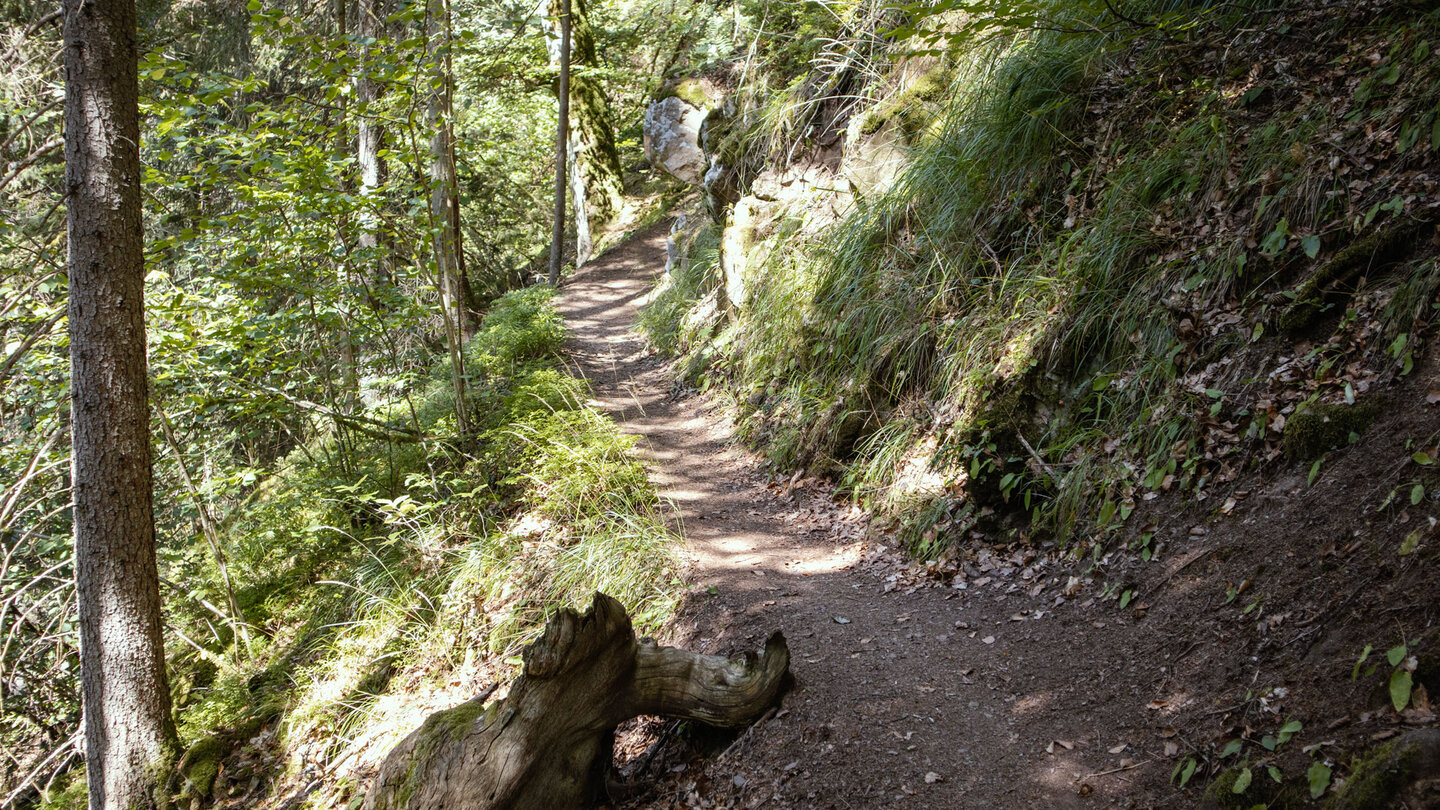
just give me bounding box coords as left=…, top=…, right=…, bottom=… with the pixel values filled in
left=1325, top=731, right=1440, bottom=809
left=35, top=768, right=88, bottom=810
left=1280, top=400, right=1381, bottom=460
left=858, top=64, right=953, bottom=139
left=179, top=734, right=226, bottom=798
left=663, top=78, right=712, bottom=110
left=1201, top=766, right=1306, bottom=809
left=1277, top=221, right=1425, bottom=333
left=434, top=694, right=493, bottom=738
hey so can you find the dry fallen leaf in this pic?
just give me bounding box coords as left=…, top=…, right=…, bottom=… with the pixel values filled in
left=1108, top=743, right=1128, bottom=754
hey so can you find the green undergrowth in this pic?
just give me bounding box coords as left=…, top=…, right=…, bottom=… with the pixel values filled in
left=40, top=287, right=681, bottom=807
left=644, top=0, right=1440, bottom=559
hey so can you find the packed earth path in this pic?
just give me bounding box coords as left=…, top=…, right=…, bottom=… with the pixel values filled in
left=557, top=221, right=1188, bottom=810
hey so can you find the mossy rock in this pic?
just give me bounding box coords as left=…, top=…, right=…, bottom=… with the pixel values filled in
left=858, top=64, right=953, bottom=140
left=175, top=712, right=271, bottom=800
left=677, top=344, right=716, bottom=388
left=1281, top=401, right=1381, bottom=461
left=958, top=389, right=1042, bottom=512
left=1200, top=765, right=1306, bottom=809
left=1325, top=730, right=1440, bottom=808
left=659, top=78, right=711, bottom=110
left=178, top=734, right=227, bottom=798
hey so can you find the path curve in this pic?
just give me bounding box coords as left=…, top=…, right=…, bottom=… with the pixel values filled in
left=557, top=221, right=1166, bottom=809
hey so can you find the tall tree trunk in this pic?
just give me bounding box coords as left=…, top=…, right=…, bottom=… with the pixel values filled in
left=544, top=0, right=624, bottom=267
left=357, top=0, right=392, bottom=295
left=335, top=0, right=359, bottom=411
left=63, top=0, right=178, bottom=805
left=548, top=0, right=569, bottom=287
left=428, top=0, right=471, bottom=432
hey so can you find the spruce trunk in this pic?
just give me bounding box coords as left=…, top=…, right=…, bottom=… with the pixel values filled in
left=64, top=0, right=178, bottom=805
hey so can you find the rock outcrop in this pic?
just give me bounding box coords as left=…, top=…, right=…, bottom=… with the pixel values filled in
left=643, top=97, right=708, bottom=184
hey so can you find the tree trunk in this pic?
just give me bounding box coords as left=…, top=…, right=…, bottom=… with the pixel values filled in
left=544, top=0, right=624, bottom=267
left=427, top=0, right=471, bottom=432
left=357, top=0, right=393, bottom=295
left=364, top=593, right=790, bottom=810
left=548, top=0, right=570, bottom=287
left=334, top=0, right=359, bottom=410
left=63, top=0, right=179, bottom=805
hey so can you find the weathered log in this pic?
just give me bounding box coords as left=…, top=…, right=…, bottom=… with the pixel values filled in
left=364, top=592, right=790, bottom=810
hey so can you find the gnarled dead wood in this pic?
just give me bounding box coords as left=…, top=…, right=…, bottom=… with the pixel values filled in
left=364, top=592, right=789, bottom=810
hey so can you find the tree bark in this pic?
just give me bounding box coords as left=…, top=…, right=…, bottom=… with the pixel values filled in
left=544, top=0, right=625, bottom=267
left=427, top=0, right=472, bottom=432
left=63, top=0, right=179, bottom=805
left=357, top=0, right=393, bottom=295
left=548, top=0, right=570, bottom=287
left=364, top=593, right=790, bottom=810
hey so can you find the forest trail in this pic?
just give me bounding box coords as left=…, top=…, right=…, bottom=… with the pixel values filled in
left=556, top=221, right=1174, bottom=809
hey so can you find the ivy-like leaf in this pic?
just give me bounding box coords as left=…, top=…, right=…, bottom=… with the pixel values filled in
left=1308, top=761, right=1332, bottom=798
left=1390, top=669, right=1413, bottom=712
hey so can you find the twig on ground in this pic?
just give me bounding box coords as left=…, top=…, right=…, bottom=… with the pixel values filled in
left=1082, top=758, right=1151, bottom=780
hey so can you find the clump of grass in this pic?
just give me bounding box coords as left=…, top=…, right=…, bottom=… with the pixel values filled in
left=466, top=285, right=567, bottom=375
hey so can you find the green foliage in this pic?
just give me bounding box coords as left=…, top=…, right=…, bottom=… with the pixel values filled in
left=244, top=290, right=678, bottom=775
left=33, top=768, right=88, bottom=810
left=466, top=286, right=567, bottom=376
left=649, top=0, right=1440, bottom=563
left=889, top=0, right=1245, bottom=56
left=2, top=0, right=596, bottom=777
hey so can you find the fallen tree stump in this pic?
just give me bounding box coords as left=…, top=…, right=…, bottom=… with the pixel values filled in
left=364, top=592, right=790, bottom=810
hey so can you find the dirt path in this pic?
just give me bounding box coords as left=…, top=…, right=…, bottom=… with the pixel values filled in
left=557, top=222, right=1176, bottom=809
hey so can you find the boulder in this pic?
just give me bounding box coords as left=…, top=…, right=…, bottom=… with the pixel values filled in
left=841, top=114, right=912, bottom=197
left=703, top=160, right=742, bottom=223
left=643, top=97, right=708, bottom=184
